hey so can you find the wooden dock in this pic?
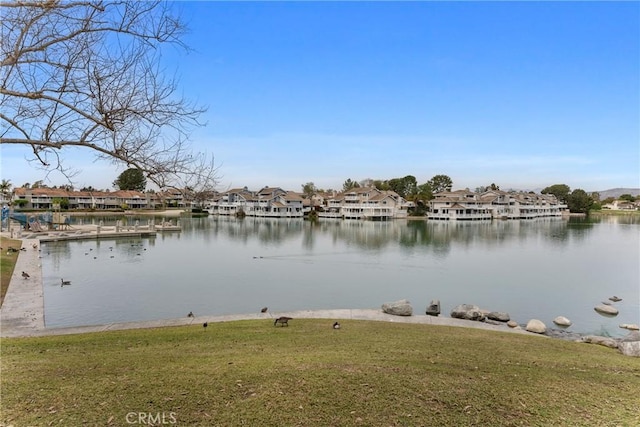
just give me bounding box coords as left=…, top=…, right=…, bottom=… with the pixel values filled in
left=7, top=223, right=181, bottom=242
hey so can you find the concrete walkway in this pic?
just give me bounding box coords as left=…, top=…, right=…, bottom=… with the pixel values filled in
left=1, top=230, right=535, bottom=339
left=1, top=238, right=45, bottom=336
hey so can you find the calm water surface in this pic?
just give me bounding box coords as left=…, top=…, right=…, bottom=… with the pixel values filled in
left=41, top=215, right=639, bottom=337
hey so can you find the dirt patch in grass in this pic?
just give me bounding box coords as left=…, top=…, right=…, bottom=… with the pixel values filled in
left=2, top=319, right=639, bottom=426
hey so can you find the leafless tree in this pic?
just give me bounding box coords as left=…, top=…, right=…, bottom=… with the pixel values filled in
left=1, top=0, right=218, bottom=190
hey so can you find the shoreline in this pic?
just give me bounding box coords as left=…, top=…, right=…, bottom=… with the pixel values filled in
left=2, top=307, right=541, bottom=339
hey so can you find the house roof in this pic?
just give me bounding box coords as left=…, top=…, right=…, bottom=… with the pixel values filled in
left=284, top=191, right=304, bottom=201
left=258, top=187, right=285, bottom=196
left=226, top=187, right=253, bottom=194
left=14, top=187, right=70, bottom=197
left=12, top=186, right=200, bottom=202
left=481, top=189, right=509, bottom=196
left=479, top=194, right=499, bottom=202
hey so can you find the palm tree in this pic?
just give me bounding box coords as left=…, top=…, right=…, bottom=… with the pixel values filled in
left=0, top=179, right=12, bottom=201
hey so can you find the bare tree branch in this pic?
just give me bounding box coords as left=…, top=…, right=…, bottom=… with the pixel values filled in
left=0, top=0, right=217, bottom=191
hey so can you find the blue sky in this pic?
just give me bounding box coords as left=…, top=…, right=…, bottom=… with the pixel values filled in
left=2, top=1, right=638, bottom=193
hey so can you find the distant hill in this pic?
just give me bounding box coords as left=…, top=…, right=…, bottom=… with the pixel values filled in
left=595, top=188, right=640, bottom=199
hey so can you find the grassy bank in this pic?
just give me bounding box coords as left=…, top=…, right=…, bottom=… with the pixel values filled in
left=0, top=236, right=21, bottom=306
left=2, top=320, right=639, bottom=426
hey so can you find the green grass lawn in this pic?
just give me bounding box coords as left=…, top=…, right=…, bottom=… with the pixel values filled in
left=0, top=236, right=20, bottom=306
left=2, top=319, right=639, bottom=426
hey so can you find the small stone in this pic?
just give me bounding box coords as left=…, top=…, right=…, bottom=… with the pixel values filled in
left=594, top=304, right=619, bottom=316
left=507, top=320, right=519, bottom=328
left=525, top=319, right=546, bottom=334
left=609, top=296, right=622, bottom=302
left=620, top=324, right=640, bottom=331
left=553, top=316, right=572, bottom=327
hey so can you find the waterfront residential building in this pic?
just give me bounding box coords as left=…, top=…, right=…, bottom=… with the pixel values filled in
left=9, top=185, right=568, bottom=221
left=602, top=200, right=639, bottom=211
left=12, top=187, right=160, bottom=210
left=322, top=187, right=410, bottom=220
left=208, top=187, right=304, bottom=217
left=209, top=187, right=254, bottom=216
left=428, top=189, right=566, bottom=220
left=427, top=190, right=493, bottom=221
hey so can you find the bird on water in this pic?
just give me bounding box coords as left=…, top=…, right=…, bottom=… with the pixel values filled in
left=261, top=307, right=268, bottom=313
left=187, top=311, right=194, bottom=318
left=61, top=278, right=71, bottom=286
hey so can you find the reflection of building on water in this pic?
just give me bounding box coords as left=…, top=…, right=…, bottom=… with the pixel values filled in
left=203, top=215, right=575, bottom=251
left=422, top=216, right=573, bottom=247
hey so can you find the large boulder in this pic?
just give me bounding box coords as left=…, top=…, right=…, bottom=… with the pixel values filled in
left=450, top=304, right=485, bottom=321
left=487, top=311, right=510, bottom=322
left=382, top=299, right=413, bottom=316
left=426, top=299, right=441, bottom=317
left=594, top=304, right=619, bottom=316
left=525, top=319, right=547, bottom=334
left=618, top=332, right=640, bottom=357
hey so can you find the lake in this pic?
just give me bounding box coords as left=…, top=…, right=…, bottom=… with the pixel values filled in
left=40, top=214, right=639, bottom=337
